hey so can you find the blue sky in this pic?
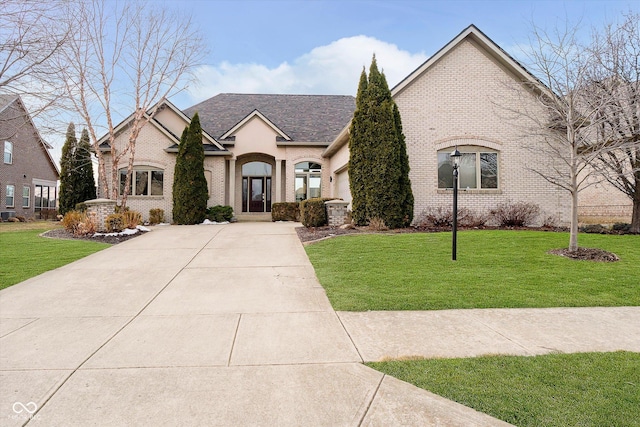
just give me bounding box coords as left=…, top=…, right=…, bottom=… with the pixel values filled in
left=169, top=0, right=638, bottom=109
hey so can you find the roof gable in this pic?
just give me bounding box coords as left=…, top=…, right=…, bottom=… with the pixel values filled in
left=0, top=94, right=59, bottom=176
left=184, top=94, right=356, bottom=143
left=392, top=24, right=542, bottom=97
left=220, top=109, right=291, bottom=141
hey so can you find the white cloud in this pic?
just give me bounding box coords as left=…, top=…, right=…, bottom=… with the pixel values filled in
left=186, top=35, right=428, bottom=103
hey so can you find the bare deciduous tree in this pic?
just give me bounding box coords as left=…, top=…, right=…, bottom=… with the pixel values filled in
left=58, top=0, right=206, bottom=206
left=586, top=13, right=640, bottom=233
left=501, top=22, right=610, bottom=252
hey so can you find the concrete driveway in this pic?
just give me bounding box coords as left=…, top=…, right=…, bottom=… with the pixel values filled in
left=0, top=222, right=509, bottom=426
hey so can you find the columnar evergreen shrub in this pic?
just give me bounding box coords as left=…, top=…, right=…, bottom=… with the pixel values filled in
left=172, top=112, right=209, bottom=224
left=348, top=56, right=413, bottom=228
left=59, top=124, right=97, bottom=215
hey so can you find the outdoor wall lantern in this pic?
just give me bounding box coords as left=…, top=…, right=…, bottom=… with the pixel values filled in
left=450, top=147, right=461, bottom=261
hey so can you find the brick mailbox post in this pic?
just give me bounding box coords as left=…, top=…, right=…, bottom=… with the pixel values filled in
left=325, top=199, right=349, bottom=227
left=85, top=199, right=117, bottom=232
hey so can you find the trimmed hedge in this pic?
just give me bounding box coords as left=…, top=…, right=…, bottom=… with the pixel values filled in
left=271, top=202, right=300, bottom=222
left=300, top=198, right=335, bottom=228
left=206, top=205, right=233, bottom=222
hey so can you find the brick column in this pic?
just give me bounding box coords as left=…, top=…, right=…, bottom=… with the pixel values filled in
left=85, top=198, right=117, bottom=232
left=325, top=200, right=349, bottom=226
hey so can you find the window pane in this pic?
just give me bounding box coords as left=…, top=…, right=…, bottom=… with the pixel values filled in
left=42, top=186, right=49, bottom=208
left=437, top=152, right=453, bottom=188
left=135, top=171, right=149, bottom=195
left=4, top=141, right=12, bottom=164
left=242, top=161, right=271, bottom=176
left=23, top=186, right=30, bottom=208
left=295, top=162, right=321, bottom=173
left=459, top=153, right=477, bottom=189
left=49, top=186, right=57, bottom=208
left=35, top=185, right=42, bottom=209
left=309, top=175, right=321, bottom=199
left=119, top=170, right=132, bottom=196
left=6, top=185, right=14, bottom=207
left=480, top=153, right=498, bottom=189
left=151, top=171, right=163, bottom=195
left=295, top=175, right=307, bottom=202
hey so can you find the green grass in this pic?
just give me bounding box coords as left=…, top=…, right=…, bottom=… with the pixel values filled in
left=368, top=352, right=640, bottom=427
left=305, top=230, right=640, bottom=311
left=0, top=228, right=109, bottom=290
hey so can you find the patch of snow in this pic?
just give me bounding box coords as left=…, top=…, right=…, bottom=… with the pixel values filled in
left=93, top=226, right=150, bottom=237
left=136, top=225, right=151, bottom=232
left=201, top=219, right=230, bottom=225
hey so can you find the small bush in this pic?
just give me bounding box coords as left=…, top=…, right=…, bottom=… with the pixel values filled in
left=271, top=202, right=300, bottom=222
left=490, top=200, right=540, bottom=227
left=40, top=208, right=58, bottom=220
left=368, top=217, right=388, bottom=231
left=105, top=213, right=125, bottom=233
left=15, top=216, right=26, bottom=222
left=542, top=213, right=561, bottom=228
left=415, top=206, right=488, bottom=228
left=122, top=210, right=142, bottom=229
left=206, top=205, right=233, bottom=222
left=62, top=210, right=97, bottom=236
left=149, top=208, right=165, bottom=225
left=300, top=198, right=333, bottom=228
left=580, top=224, right=609, bottom=234
left=612, top=222, right=631, bottom=232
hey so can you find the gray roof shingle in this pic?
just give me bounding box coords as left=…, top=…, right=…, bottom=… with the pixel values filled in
left=183, top=93, right=355, bottom=143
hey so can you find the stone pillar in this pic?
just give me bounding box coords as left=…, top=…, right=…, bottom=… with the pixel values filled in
left=325, top=200, right=349, bottom=227
left=228, top=158, right=236, bottom=210
left=275, top=159, right=283, bottom=203
left=85, top=198, right=117, bottom=232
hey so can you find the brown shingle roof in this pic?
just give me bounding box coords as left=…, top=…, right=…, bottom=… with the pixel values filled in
left=183, top=93, right=355, bottom=143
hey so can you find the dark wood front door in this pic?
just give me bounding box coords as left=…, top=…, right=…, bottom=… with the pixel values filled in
left=244, top=177, right=272, bottom=212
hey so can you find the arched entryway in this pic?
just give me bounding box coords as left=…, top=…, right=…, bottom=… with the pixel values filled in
left=241, top=160, right=272, bottom=213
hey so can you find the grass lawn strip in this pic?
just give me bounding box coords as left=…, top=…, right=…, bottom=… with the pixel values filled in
left=368, top=351, right=640, bottom=427
left=0, top=228, right=109, bottom=290
left=305, top=230, right=640, bottom=311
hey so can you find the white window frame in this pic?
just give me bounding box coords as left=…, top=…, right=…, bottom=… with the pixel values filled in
left=295, top=161, right=322, bottom=202
left=119, top=167, right=164, bottom=197
left=6, top=185, right=15, bottom=208
left=22, top=185, right=30, bottom=208
left=438, top=148, right=499, bottom=190
left=4, top=141, right=13, bottom=164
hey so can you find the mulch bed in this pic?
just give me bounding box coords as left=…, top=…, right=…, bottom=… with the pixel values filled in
left=42, top=228, right=147, bottom=245
left=548, top=247, right=620, bottom=262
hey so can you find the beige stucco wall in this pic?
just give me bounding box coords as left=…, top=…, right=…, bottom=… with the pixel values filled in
left=392, top=38, right=569, bottom=225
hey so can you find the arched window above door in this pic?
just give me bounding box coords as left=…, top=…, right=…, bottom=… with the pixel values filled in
left=242, top=161, right=272, bottom=176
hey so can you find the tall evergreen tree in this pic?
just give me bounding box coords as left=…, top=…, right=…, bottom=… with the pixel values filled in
left=172, top=112, right=209, bottom=224
left=348, top=56, right=414, bottom=228
left=58, top=123, right=78, bottom=215
left=76, top=128, right=97, bottom=203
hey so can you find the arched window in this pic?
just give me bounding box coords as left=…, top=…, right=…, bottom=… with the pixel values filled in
left=437, top=148, right=498, bottom=189
left=119, top=167, right=164, bottom=196
left=295, top=162, right=321, bottom=202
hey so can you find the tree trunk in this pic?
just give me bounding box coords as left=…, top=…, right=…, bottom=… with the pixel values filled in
left=632, top=185, right=640, bottom=234
left=569, top=189, right=579, bottom=252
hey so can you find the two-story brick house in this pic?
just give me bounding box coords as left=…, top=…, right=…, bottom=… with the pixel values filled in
left=0, top=95, right=59, bottom=220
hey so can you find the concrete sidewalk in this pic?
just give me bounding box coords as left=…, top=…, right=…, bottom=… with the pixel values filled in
left=0, top=222, right=636, bottom=426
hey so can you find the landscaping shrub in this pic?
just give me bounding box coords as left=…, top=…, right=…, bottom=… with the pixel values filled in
left=300, top=198, right=333, bottom=228
left=415, top=206, right=488, bottom=228
left=149, top=208, right=165, bottom=225
left=39, top=208, right=58, bottom=220
left=105, top=213, right=125, bottom=233
left=122, top=210, right=142, bottom=229
left=206, top=205, right=233, bottom=222
left=62, top=210, right=97, bottom=236
left=368, top=217, right=388, bottom=231
left=490, top=200, right=540, bottom=227
left=580, top=224, right=609, bottom=234
left=612, top=222, right=631, bottom=233
left=271, top=202, right=300, bottom=222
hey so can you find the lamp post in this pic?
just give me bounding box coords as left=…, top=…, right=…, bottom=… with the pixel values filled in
left=450, top=147, right=461, bottom=261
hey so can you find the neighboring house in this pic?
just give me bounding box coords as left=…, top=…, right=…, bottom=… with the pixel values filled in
left=101, top=25, right=629, bottom=224
left=0, top=95, right=59, bottom=220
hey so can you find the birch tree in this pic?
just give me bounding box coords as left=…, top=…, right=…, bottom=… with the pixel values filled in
left=59, top=0, right=205, bottom=207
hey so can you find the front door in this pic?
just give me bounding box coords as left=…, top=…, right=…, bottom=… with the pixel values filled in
left=244, top=177, right=272, bottom=212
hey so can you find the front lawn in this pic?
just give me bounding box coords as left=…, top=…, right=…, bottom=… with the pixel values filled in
left=368, top=351, right=640, bottom=427
left=305, top=230, right=640, bottom=311
left=0, top=227, right=109, bottom=290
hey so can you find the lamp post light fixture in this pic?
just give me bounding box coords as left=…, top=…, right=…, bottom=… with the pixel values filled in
left=450, top=147, right=462, bottom=261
